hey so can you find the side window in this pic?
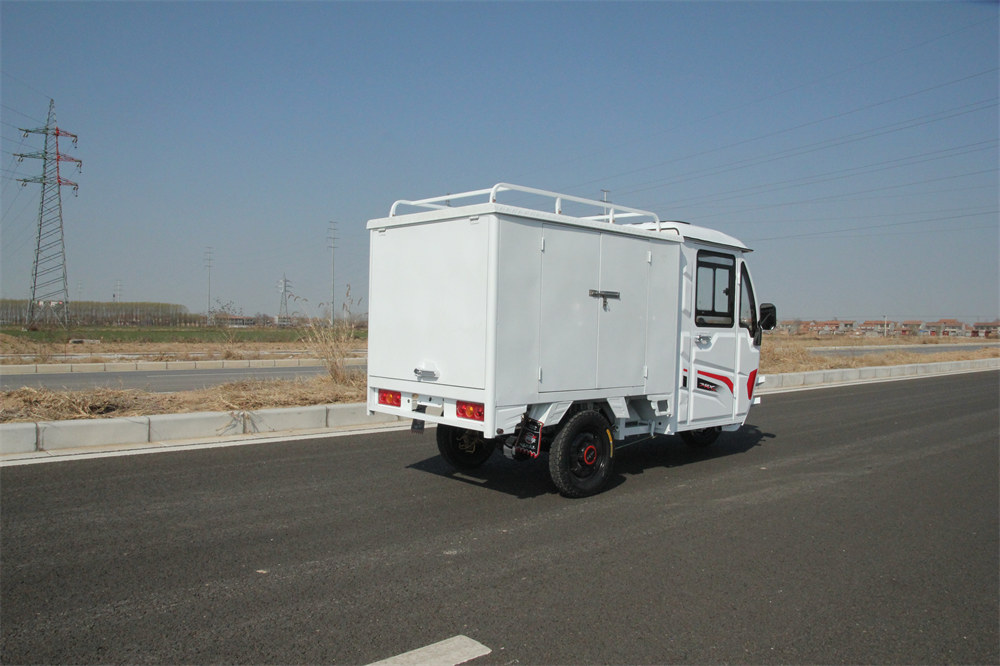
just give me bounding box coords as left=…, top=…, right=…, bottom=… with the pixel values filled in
left=695, top=251, right=735, bottom=328
left=739, top=263, right=757, bottom=332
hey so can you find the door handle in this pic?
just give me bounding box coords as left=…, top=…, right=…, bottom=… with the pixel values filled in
left=589, top=289, right=620, bottom=310
left=695, top=334, right=712, bottom=345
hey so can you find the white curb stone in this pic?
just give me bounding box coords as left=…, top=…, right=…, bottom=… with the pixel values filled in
left=245, top=405, right=328, bottom=434
left=39, top=417, right=150, bottom=450
left=105, top=362, right=138, bottom=372
left=149, top=412, right=243, bottom=442
left=1, top=423, right=37, bottom=454
left=0, top=364, right=37, bottom=374
left=70, top=363, right=105, bottom=373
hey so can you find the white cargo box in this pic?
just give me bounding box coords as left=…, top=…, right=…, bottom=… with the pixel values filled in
left=367, top=184, right=775, bottom=496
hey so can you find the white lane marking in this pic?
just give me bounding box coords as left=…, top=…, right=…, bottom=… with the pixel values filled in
left=367, top=635, right=491, bottom=666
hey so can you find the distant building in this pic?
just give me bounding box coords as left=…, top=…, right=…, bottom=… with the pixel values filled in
left=859, top=320, right=896, bottom=336
left=924, top=319, right=968, bottom=337
left=972, top=320, right=1000, bottom=338
left=776, top=320, right=803, bottom=334
left=803, top=320, right=856, bottom=335
left=215, top=313, right=257, bottom=328
left=900, top=320, right=924, bottom=336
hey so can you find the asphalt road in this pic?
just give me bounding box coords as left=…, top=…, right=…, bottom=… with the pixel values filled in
left=2, top=372, right=997, bottom=664
left=0, top=365, right=332, bottom=391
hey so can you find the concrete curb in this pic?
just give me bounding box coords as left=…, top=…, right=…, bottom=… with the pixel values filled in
left=756, top=357, right=999, bottom=393
left=1, top=405, right=404, bottom=457
left=2, top=358, right=997, bottom=458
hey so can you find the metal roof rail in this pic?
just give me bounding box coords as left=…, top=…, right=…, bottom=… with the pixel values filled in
left=390, top=183, right=664, bottom=231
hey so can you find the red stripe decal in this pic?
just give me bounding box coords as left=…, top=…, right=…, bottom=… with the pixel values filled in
left=698, top=370, right=734, bottom=394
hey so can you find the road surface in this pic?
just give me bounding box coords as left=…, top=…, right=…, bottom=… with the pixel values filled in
left=2, top=372, right=997, bottom=664
left=0, top=365, right=334, bottom=391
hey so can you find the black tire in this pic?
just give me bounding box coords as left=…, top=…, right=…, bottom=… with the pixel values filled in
left=548, top=410, right=615, bottom=498
left=436, top=424, right=495, bottom=470
left=680, top=426, right=721, bottom=448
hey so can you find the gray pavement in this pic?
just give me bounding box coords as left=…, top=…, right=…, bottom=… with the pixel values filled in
left=1, top=371, right=996, bottom=664
left=0, top=364, right=331, bottom=391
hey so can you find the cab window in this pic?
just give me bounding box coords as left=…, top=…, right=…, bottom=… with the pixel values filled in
left=739, top=263, right=757, bottom=332
left=695, top=251, right=735, bottom=328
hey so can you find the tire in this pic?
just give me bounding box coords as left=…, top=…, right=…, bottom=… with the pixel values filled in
left=436, top=424, right=495, bottom=470
left=548, top=411, right=615, bottom=498
left=680, top=426, right=721, bottom=448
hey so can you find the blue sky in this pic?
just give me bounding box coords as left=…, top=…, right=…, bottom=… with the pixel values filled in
left=2, top=1, right=997, bottom=322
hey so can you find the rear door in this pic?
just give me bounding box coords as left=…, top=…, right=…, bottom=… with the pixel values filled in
left=368, top=216, right=490, bottom=389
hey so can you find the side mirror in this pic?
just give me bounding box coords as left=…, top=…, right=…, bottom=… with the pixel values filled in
left=759, top=303, right=777, bottom=331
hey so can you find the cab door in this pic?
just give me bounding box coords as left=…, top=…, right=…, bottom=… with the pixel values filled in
left=735, top=261, right=761, bottom=420
left=686, top=249, right=739, bottom=425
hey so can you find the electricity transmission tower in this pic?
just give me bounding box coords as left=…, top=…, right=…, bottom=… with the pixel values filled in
left=277, top=274, right=292, bottom=326
left=15, top=99, right=81, bottom=328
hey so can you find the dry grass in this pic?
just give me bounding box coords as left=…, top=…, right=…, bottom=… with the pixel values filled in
left=761, top=338, right=999, bottom=373
left=1, top=375, right=365, bottom=423
left=300, top=321, right=360, bottom=384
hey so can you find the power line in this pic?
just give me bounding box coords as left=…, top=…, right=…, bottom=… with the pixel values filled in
left=585, top=69, right=999, bottom=197
left=689, top=168, right=998, bottom=222
left=629, top=97, right=997, bottom=204
left=0, top=69, right=52, bottom=103
left=1, top=104, right=45, bottom=125
left=519, top=18, right=997, bottom=190
left=747, top=209, right=998, bottom=243
left=662, top=140, right=998, bottom=211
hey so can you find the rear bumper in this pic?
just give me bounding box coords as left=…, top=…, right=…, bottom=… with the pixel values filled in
left=366, top=383, right=526, bottom=436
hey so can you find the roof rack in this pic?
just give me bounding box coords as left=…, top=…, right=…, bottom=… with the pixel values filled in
left=390, top=183, right=664, bottom=231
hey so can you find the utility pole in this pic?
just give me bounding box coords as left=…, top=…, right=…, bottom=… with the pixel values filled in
left=327, top=221, right=337, bottom=325
left=204, top=247, right=213, bottom=325
left=16, top=99, right=81, bottom=328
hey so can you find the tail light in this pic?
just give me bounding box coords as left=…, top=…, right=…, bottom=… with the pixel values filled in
left=456, top=400, right=485, bottom=421
left=378, top=389, right=401, bottom=407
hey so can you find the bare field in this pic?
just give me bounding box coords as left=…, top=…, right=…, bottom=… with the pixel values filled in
left=762, top=336, right=999, bottom=373
left=1, top=336, right=996, bottom=423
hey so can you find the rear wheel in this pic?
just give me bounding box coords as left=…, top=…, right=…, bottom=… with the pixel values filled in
left=549, top=411, right=615, bottom=498
left=436, top=424, right=495, bottom=470
left=680, top=426, right=721, bottom=448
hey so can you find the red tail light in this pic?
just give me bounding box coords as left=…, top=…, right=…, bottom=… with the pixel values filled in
left=456, top=400, right=485, bottom=421
left=378, top=389, right=401, bottom=407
